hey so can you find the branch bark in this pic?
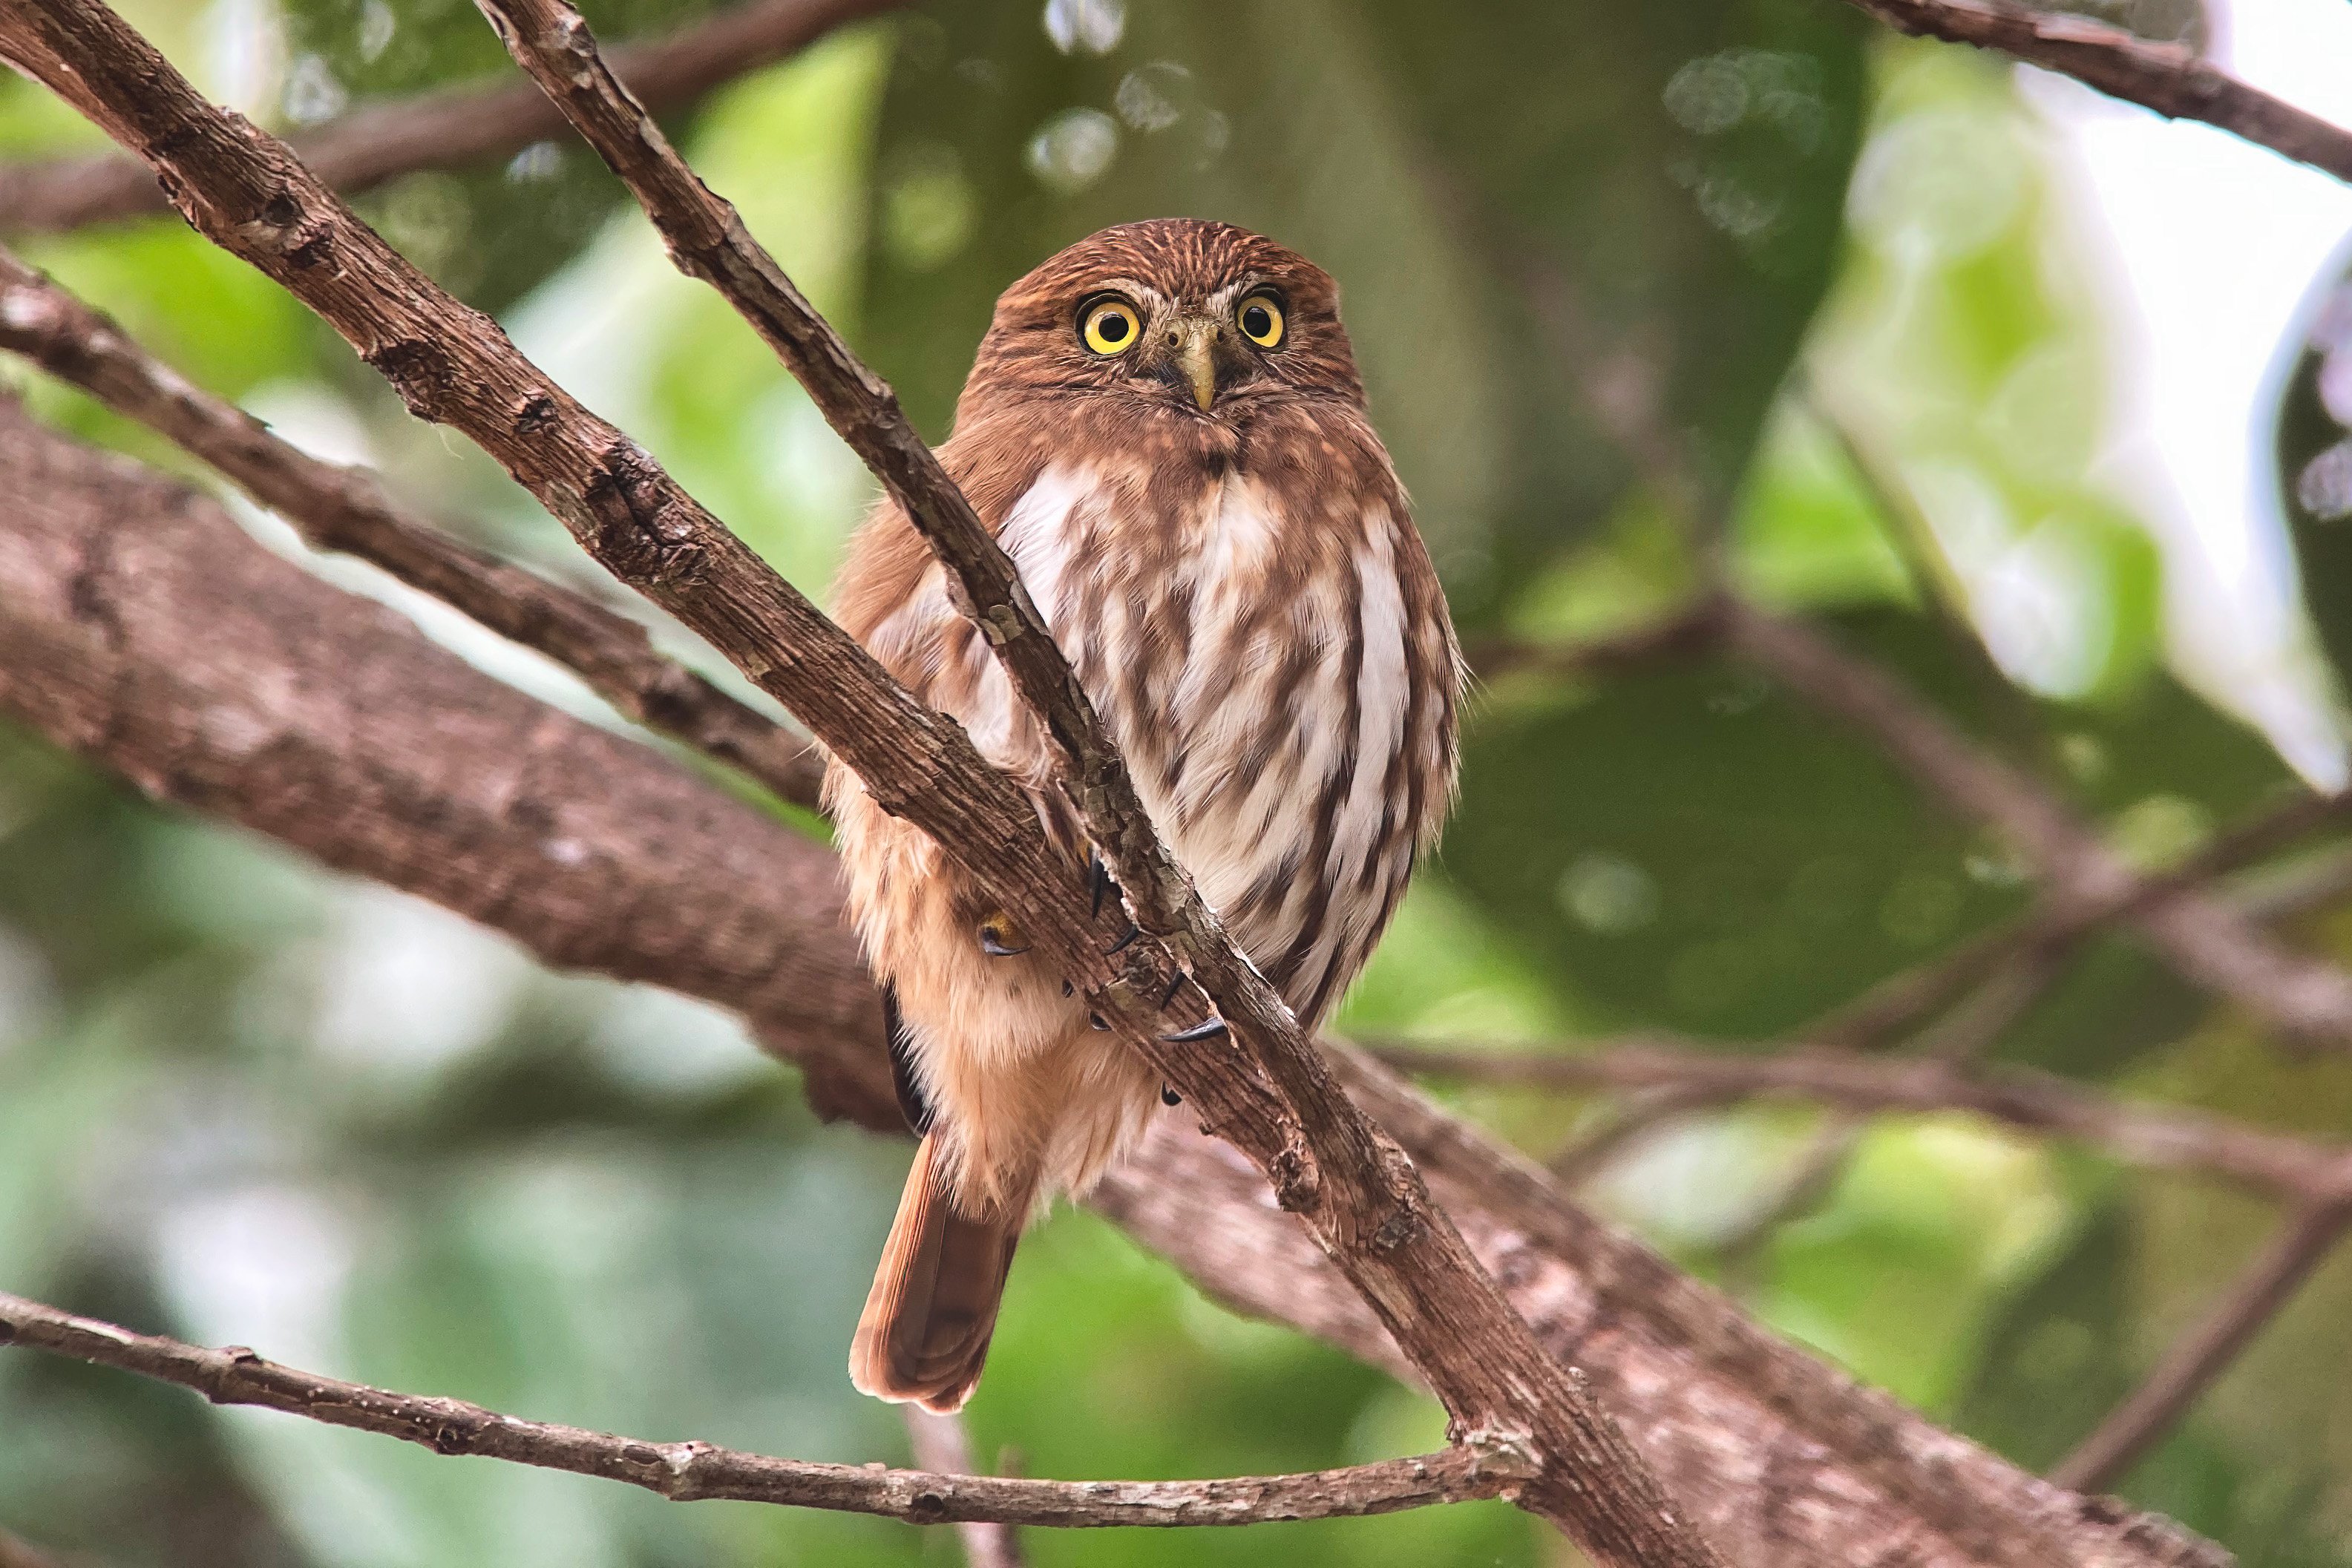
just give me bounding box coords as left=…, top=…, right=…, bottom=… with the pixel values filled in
left=1719, top=597, right=2352, bottom=1048
left=0, top=242, right=823, bottom=810
left=0, top=0, right=895, bottom=234
left=0, top=394, right=2230, bottom=1568
left=1369, top=1038, right=2352, bottom=1204
left=1841, top=0, right=2352, bottom=186
left=0, top=1291, right=1521, bottom=1527
left=2049, top=1196, right=2352, bottom=1493
left=0, top=4, right=1721, bottom=1560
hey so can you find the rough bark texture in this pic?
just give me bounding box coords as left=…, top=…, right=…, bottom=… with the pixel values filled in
left=0, top=399, right=2232, bottom=1568
left=0, top=242, right=825, bottom=811
left=0, top=396, right=889, bottom=1127
left=0, top=1290, right=1520, bottom=1526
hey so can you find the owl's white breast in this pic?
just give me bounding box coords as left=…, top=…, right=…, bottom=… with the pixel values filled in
left=975, top=461, right=1423, bottom=1020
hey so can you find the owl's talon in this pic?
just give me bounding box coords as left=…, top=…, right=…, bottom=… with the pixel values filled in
left=1158, top=969, right=1186, bottom=1009
left=1162, top=1084, right=1182, bottom=1106
left=1105, top=921, right=1141, bottom=954
left=977, top=909, right=1029, bottom=957
left=1088, top=1011, right=1110, bottom=1031
left=1088, top=853, right=1114, bottom=919
left=1162, top=1017, right=1227, bottom=1043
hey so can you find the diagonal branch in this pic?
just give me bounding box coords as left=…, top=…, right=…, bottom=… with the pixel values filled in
left=0, top=241, right=824, bottom=810
left=2049, top=1195, right=2352, bottom=1493
left=0, top=0, right=895, bottom=234
left=1719, top=597, right=2352, bottom=1048
left=0, top=400, right=2230, bottom=1567
left=1839, top=0, right=2352, bottom=187
left=0, top=4, right=1714, bottom=1561
left=0, top=1291, right=1524, bottom=1528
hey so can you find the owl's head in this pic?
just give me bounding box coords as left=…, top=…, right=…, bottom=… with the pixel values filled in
left=960, top=219, right=1365, bottom=421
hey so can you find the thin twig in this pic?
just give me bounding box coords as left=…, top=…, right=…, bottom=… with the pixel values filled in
left=2049, top=1196, right=2352, bottom=1493
left=460, top=2, right=1720, bottom=1560
left=1843, top=0, right=2352, bottom=186
left=0, top=0, right=897, bottom=234
left=0, top=1291, right=1521, bottom=1527
left=1719, top=597, right=2352, bottom=1048
left=903, top=1408, right=1028, bottom=1568
left=1369, top=1038, right=2352, bottom=1203
left=0, top=243, right=825, bottom=810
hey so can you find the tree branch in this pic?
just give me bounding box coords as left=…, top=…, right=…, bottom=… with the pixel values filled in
left=1718, top=597, right=2352, bottom=1048
left=0, top=3, right=1723, bottom=1560
left=1369, top=1038, right=2352, bottom=1204
left=0, top=242, right=824, bottom=810
left=1841, top=0, right=2352, bottom=186
left=0, top=0, right=896, bottom=234
left=2049, top=1195, right=2352, bottom=1493
left=0, top=382, right=2229, bottom=1568
left=0, top=1291, right=1522, bottom=1528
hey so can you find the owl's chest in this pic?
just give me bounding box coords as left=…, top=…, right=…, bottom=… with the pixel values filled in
left=984, top=462, right=1422, bottom=1009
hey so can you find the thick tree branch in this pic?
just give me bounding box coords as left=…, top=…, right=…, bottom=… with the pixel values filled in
left=1371, top=1038, right=2352, bottom=1204
left=1841, top=0, right=2352, bottom=186
left=0, top=396, right=2229, bottom=1568
left=0, top=1291, right=1521, bottom=1527
left=0, top=4, right=1722, bottom=1561
left=0, top=242, right=824, bottom=810
left=0, top=0, right=894, bottom=234
left=2049, top=1196, right=2352, bottom=1493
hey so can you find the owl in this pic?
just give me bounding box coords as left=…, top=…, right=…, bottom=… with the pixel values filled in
left=827, top=218, right=1461, bottom=1411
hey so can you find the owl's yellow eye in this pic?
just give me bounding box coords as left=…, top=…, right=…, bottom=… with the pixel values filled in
left=1236, top=293, right=1284, bottom=348
left=1081, top=298, right=1140, bottom=355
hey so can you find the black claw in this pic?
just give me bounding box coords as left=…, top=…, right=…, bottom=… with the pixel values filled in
left=1162, top=1017, right=1228, bottom=1043
left=1158, top=969, right=1186, bottom=1009
left=1162, top=1084, right=1182, bottom=1106
left=1089, top=854, right=1113, bottom=918
left=980, top=930, right=1029, bottom=958
left=1089, top=1011, right=1110, bottom=1031
left=1061, top=979, right=1074, bottom=997
left=1105, top=921, right=1141, bottom=954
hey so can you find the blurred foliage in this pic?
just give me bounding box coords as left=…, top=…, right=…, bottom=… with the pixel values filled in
left=4, top=1, right=2352, bottom=1566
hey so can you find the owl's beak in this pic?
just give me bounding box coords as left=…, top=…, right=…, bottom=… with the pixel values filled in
left=1156, top=316, right=1229, bottom=412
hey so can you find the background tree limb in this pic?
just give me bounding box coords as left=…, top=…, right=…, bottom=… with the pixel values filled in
left=0, top=0, right=897, bottom=234
left=1841, top=0, right=2352, bottom=186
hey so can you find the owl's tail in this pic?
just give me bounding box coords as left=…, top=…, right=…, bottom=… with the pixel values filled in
left=849, top=1134, right=1024, bottom=1413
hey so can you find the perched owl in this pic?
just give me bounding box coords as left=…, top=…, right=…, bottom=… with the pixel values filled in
left=828, top=218, right=1461, bottom=1411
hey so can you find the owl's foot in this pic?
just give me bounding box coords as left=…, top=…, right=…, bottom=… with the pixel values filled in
left=977, top=908, right=1029, bottom=957
left=1162, top=1016, right=1228, bottom=1043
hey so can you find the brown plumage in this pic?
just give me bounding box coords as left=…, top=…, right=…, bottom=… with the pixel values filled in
left=828, top=219, right=1461, bottom=1411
